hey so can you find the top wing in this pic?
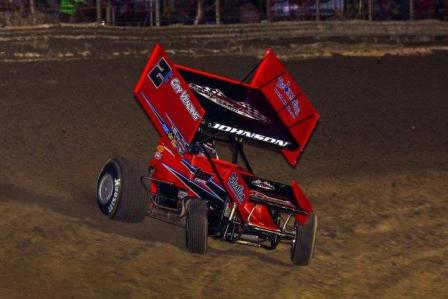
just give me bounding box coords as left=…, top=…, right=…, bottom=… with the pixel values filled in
left=134, top=44, right=205, bottom=155
left=176, top=49, right=319, bottom=167
left=134, top=44, right=319, bottom=167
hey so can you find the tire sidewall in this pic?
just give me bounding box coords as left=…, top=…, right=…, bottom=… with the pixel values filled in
left=291, top=214, right=317, bottom=265
left=97, top=159, right=123, bottom=218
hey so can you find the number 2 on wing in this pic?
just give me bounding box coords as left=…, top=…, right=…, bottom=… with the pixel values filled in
left=148, top=58, right=172, bottom=88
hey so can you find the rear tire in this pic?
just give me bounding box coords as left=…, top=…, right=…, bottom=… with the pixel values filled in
left=96, top=157, right=148, bottom=222
left=290, top=214, right=317, bottom=266
left=185, top=199, right=208, bottom=254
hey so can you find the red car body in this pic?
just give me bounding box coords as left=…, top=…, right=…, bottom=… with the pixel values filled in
left=97, top=43, right=320, bottom=264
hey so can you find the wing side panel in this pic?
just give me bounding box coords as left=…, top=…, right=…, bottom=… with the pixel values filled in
left=251, top=50, right=320, bottom=167
left=134, top=44, right=205, bottom=152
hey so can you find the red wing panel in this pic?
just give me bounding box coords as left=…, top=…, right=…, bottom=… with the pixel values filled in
left=134, top=44, right=205, bottom=154
left=251, top=49, right=320, bottom=167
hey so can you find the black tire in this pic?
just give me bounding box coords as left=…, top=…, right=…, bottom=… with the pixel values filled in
left=185, top=199, right=208, bottom=254
left=290, top=214, right=317, bottom=266
left=270, top=210, right=282, bottom=249
left=96, top=157, right=148, bottom=222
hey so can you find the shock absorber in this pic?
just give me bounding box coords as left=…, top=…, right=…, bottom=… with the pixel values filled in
left=222, top=202, right=236, bottom=240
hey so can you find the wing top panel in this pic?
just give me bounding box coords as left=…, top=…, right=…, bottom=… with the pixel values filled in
left=177, top=65, right=298, bottom=149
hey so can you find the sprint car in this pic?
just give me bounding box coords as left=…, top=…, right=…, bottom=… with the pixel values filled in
left=96, top=44, right=320, bottom=265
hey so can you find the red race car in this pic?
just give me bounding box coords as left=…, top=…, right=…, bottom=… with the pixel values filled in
left=96, top=44, right=320, bottom=265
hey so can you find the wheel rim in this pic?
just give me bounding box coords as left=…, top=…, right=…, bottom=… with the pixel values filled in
left=98, top=173, right=115, bottom=204
left=291, top=227, right=297, bottom=257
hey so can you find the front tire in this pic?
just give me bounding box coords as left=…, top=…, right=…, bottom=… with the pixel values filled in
left=290, top=214, right=317, bottom=266
left=96, top=157, right=148, bottom=222
left=185, top=199, right=208, bottom=254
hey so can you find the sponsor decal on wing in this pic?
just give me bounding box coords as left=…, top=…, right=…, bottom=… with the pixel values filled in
left=165, top=114, right=188, bottom=154
left=140, top=91, right=188, bottom=155
left=274, top=76, right=300, bottom=119
left=171, top=79, right=201, bottom=121
left=148, top=58, right=200, bottom=121
left=251, top=179, right=275, bottom=191
left=209, top=122, right=290, bottom=148
left=189, top=83, right=270, bottom=124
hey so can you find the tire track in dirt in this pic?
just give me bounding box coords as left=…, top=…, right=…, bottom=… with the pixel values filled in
left=1, top=47, right=447, bottom=297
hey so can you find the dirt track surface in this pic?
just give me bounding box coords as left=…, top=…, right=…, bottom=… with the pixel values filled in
left=1, top=33, right=448, bottom=297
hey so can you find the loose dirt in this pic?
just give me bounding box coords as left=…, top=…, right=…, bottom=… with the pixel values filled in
left=0, top=33, right=447, bottom=298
